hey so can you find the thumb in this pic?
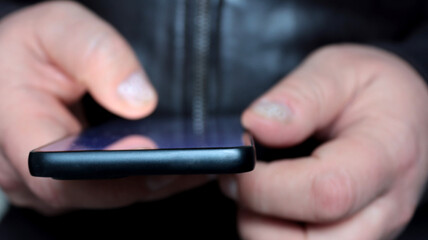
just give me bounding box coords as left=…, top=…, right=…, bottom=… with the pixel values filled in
left=34, top=2, right=157, bottom=119
left=242, top=46, right=361, bottom=147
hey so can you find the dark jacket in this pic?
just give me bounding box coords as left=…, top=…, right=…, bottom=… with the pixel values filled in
left=81, top=0, right=428, bottom=118
left=2, top=0, right=428, bottom=116
left=0, top=1, right=428, bottom=239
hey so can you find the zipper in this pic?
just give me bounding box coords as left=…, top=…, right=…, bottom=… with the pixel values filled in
left=172, top=0, right=187, bottom=115
left=191, top=0, right=211, bottom=134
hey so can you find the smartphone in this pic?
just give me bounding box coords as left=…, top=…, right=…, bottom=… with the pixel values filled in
left=28, top=115, right=255, bottom=179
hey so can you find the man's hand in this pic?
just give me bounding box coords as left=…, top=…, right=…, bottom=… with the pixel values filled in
left=220, top=45, right=428, bottom=239
left=0, top=1, right=208, bottom=214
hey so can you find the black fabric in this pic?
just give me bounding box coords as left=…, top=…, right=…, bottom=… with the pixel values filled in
left=0, top=1, right=426, bottom=114
left=78, top=0, right=428, bottom=115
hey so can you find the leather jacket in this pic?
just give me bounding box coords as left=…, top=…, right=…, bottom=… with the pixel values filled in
left=2, top=0, right=427, bottom=118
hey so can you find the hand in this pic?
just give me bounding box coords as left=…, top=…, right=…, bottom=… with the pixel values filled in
left=220, top=45, right=428, bottom=239
left=0, top=1, right=208, bottom=214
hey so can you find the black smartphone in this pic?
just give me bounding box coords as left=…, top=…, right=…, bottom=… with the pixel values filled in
left=28, top=115, right=255, bottom=179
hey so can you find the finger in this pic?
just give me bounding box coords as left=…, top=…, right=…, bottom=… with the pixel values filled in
left=0, top=145, right=65, bottom=215
left=0, top=150, right=33, bottom=207
left=233, top=46, right=417, bottom=222
left=220, top=128, right=396, bottom=222
left=0, top=89, right=79, bottom=201
left=26, top=1, right=157, bottom=119
left=241, top=46, right=359, bottom=147
left=238, top=209, right=305, bottom=240
left=239, top=196, right=408, bottom=240
left=29, top=174, right=212, bottom=210
left=306, top=196, right=409, bottom=240
left=0, top=1, right=161, bottom=211
left=105, top=135, right=158, bottom=150
left=3, top=182, right=64, bottom=216
left=0, top=93, right=208, bottom=209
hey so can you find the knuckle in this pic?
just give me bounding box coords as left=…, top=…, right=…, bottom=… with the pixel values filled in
left=0, top=1, right=87, bottom=42
left=388, top=120, right=419, bottom=173
left=82, top=30, right=122, bottom=67
left=0, top=154, right=26, bottom=198
left=284, top=78, right=325, bottom=111
left=311, top=170, right=355, bottom=221
left=0, top=176, right=22, bottom=194
left=31, top=1, right=88, bottom=30
left=277, top=77, right=327, bottom=135
left=0, top=16, right=19, bottom=41
left=0, top=160, right=21, bottom=195
left=77, top=28, right=128, bottom=83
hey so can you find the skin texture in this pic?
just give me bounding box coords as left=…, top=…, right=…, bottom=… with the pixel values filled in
left=219, top=45, right=428, bottom=239
left=1, top=2, right=428, bottom=239
left=0, top=1, right=209, bottom=214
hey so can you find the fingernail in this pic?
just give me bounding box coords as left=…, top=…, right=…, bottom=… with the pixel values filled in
left=117, top=72, right=155, bottom=106
left=221, top=177, right=238, bottom=200
left=146, top=176, right=179, bottom=191
left=251, top=99, right=292, bottom=122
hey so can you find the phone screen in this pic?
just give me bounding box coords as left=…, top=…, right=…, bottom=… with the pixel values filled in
left=29, top=115, right=255, bottom=179
left=37, top=115, right=250, bottom=151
